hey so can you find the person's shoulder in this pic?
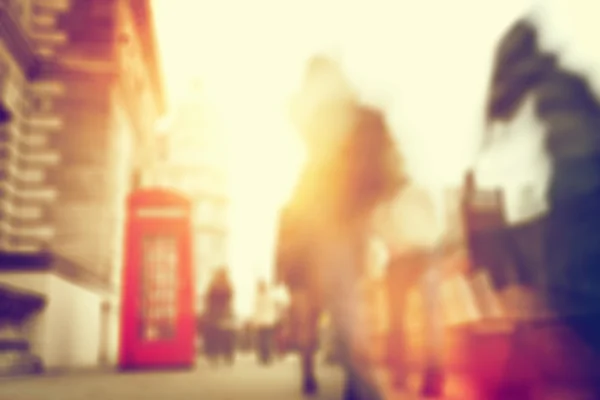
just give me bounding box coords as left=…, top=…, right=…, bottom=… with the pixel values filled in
left=357, top=104, right=383, bottom=119
left=356, top=104, right=384, bottom=123
left=351, top=105, right=390, bottom=142
left=343, top=104, right=394, bottom=157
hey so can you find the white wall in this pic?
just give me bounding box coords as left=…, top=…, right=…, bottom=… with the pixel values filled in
left=0, top=272, right=105, bottom=369
left=43, top=274, right=103, bottom=368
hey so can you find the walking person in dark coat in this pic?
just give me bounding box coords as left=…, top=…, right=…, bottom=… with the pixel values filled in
left=204, top=267, right=236, bottom=366
left=467, top=16, right=600, bottom=399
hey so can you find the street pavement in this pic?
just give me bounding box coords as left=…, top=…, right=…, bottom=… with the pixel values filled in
left=0, top=355, right=349, bottom=400
left=0, top=353, right=436, bottom=400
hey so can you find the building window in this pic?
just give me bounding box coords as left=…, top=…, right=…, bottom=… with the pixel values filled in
left=15, top=187, right=57, bottom=201
left=21, top=133, right=47, bottom=147
left=21, top=151, right=60, bottom=165
left=212, top=235, right=225, bottom=260
left=30, top=96, right=52, bottom=113
left=214, top=203, right=227, bottom=226
left=0, top=146, right=10, bottom=161
left=16, top=168, right=44, bottom=183
left=195, top=200, right=215, bottom=225
left=10, top=225, right=54, bottom=240
left=196, top=234, right=208, bottom=256
left=11, top=205, right=42, bottom=220
left=6, top=236, right=40, bottom=253
left=27, top=115, right=62, bottom=130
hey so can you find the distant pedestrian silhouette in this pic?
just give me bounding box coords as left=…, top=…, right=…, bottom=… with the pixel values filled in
left=204, top=267, right=236, bottom=366
left=252, top=279, right=279, bottom=365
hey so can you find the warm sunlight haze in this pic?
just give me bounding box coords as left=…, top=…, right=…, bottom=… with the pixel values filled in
left=5, top=1, right=600, bottom=398
left=150, top=0, right=594, bottom=316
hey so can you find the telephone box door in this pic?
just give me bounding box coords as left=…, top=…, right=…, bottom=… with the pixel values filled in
left=119, top=189, right=195, bottom=369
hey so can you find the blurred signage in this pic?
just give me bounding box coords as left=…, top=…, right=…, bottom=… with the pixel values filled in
left=136, top=208, right=187, bottom=219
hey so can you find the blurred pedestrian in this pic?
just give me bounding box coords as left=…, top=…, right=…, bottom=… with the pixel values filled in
left=277, top=54, right=405, bottom=400
left=252, top=279, right=279, bottom=365
left=272, top=283, right=291, bottom=359
left=204, top=267, right=236, bottom=366
left=464, top=15, right=600, bottom=399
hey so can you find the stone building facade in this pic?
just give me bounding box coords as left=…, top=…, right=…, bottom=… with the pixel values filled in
left=0, top=0, right=164, bottom=369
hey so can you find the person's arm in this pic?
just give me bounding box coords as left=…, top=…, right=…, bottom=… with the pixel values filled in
left=205, top=288, right=215, bottom=307
left=274, top=209, right=290, bottom=286
left=224, top=284, right=233, bottom=300
left=274, top=208, right=305, bottom=288
left=251, top=294, right=261, bottom=326
left=224, top=286, right=234, bottom=314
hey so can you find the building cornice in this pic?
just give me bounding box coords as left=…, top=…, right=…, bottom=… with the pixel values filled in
left=0, top=4, right=40, bottom=79
left=129, top=0, right=166, bottom=115
left=0, top=251, right=52, bottom=269
left=52, top=253, right=112, bottom=293
left=0, top=250, right=112, bottom=292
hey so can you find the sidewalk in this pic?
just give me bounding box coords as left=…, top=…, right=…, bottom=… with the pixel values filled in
left=0, top=355, right=345, bottom=400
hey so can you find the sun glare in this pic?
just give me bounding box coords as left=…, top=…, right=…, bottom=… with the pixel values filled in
left=152, top=0, right=536, bottom=316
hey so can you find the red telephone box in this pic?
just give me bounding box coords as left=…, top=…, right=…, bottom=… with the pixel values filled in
left=119, top=188, right=195, bottom=369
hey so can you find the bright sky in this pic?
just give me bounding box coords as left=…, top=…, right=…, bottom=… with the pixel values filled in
left=151, top=0, right=600, bottom=316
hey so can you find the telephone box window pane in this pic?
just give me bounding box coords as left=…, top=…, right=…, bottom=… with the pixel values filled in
left=140, top=235, right=179, bottom=341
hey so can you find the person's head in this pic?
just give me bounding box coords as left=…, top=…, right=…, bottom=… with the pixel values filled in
left=486, top=18, right=554, bottom=124
left=213, top=265, right=229, bottom=284
left=302, top=56, right=350, bottom=100
left=291, top=55, right=357, bottom=157
left=257, top=279, right=267, bottom=293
